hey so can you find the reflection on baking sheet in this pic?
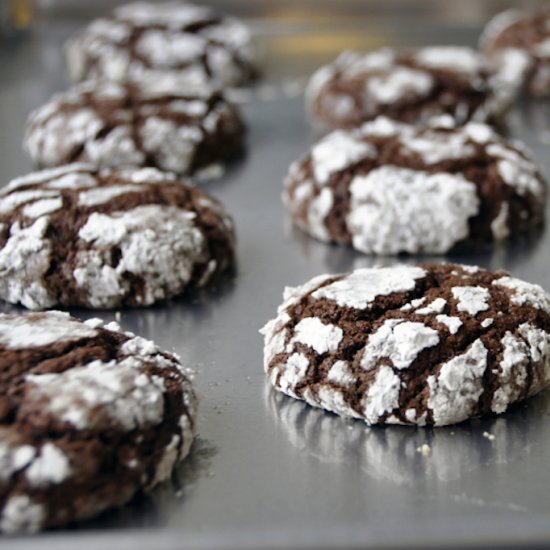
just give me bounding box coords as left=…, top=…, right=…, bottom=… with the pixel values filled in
left=267, top=383, right=549, bottom=486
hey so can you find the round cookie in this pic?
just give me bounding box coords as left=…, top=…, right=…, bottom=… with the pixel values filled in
left=480, top=8, right=550, bottom=98
left=283, top=116, right=546, bottom=255
left=23, top=77, right=245, bottom=177
left=305, top=46, right=510, bottom=130
left=260, top=263, right=550, bottom=427
left=0, top=164, right=235, bottom=310
left=65, top=1, right=257, bottom=87
left=0, top=310, right=197, bottom=533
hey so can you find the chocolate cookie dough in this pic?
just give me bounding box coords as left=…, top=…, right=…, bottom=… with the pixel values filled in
left=24, top=77, right=245, bottom=177
left=284, top=116, right=546, bottom=255
left=65, top=1, right=257, bottom=87
left=0, top=164, right=235, bottom=309
left=306, top=46, right=510, bottom=130
left=481, top=8, right=550, bottom=98
left=261, top=263, right=550, bottom=426
left=0, top=311, right=197, bottom=532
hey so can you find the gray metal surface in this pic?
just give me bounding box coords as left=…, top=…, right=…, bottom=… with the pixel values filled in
left=2, top=9, right=550, bottom=550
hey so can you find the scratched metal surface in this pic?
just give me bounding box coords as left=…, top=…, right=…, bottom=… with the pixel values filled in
left=1, top=6, right=550, bottom=549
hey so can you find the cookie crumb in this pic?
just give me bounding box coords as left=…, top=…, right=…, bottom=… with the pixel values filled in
left=417, top=444, right=431, bottom=456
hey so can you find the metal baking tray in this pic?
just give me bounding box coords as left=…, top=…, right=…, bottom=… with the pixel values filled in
left=2, top=3, right=550, bottom=548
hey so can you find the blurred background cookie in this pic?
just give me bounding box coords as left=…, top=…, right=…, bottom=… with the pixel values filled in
left=481, top=8, right=550, bottom=99
left=24, top=76, right=245, bottom=178
left=306, top=46, right=511, bottom=130
left=65, top=1, right=257, bottom=88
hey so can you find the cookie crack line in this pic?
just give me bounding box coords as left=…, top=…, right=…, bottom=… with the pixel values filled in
left=262, top=264, right=550, bottom=426
left=0, top=164, right=236, bottom=309
left=0, top=311, right=197, bottom=533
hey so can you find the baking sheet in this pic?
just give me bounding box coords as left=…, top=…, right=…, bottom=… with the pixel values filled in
left=2, top=6, right=550, bottom=549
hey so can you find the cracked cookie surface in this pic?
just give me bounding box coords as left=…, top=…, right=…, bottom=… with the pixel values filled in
left=306, top=46, right=510, bottom=130
left=0, top=311, right=197, bottom=532
left=0, top=164, right=235, bottom=310
left=261, top=263, right=550, bottom=426
left=65, top=1, right=257, bottom=87
left=24, top=77, right=245, bottom=176
left=283, top=116, right=546, bottom=255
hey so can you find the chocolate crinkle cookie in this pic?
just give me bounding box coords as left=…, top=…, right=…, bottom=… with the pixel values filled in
left=480, top=8, right=550, bottom=98
left=305, top=46, right=511, bottom=130
left=65, top=1, right=257, bottom=88
left=0, top=311, right=197, bottom=533
left=284, top=116, right=546, bottom=255
left=261, top=263, right=550, bottom=427
left=0, top=164, right=235, bottom=310
left=23, top=77, right=245, bottom=177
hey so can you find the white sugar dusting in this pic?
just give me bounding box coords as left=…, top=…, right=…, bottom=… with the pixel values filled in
left=362, top=366, right=401, bottom=424
left=493, top=277, right=550, bottom=310
left=22, top=198, right=63, bottom=219
left=291, top=317, right=343, bottom=354
left=435, top=315, right=462, bottom=334
left=361, top=319, right=440, bottom=370
left=78, top=184, right=144, bottom=206
left=491, top=332, right=529, bottom=414
left=66, top=2, right=254, bottom=87
left=0, top=496, right=45, bottom=534
left=401, top=130, right=476, bottom=164
left=0, top=311, right=96, bottom=348
left=452, top=286, right=491, bottom=316
left=428, top=339, right=488, bottom=426
left=415, top=46, right=484, bottom=75
left=312, top=265, right=426, bottom=309
left=25, top=443, right=72, bottom=487
left=0, top=218, right=55, bottom=309
left=74, top=205, right=209, bottom=308
left=0, top=442, right=36, bottom=482
left=327, top=360, right=356, bottom=386
left=275, top=353, right=310, bottom=397
left=347, top=166, right=479, bottom=254
left=316, top=386, right=359, bottom=418
left=416, top=298, right=446, bottom=315
left=26, top=358, right=166, bottom=431
left=366, top=67, right=433, bottom=104
left=311, top=130, right=376, bottom=185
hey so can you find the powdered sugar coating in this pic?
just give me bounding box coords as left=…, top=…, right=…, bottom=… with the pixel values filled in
left=0, top=311, right=197, bottom=532
left=312, top=266, right=426, bottom=309
left=493, top=276, right=550, bottom=310
left=360, top=319, right=439, bottom=371
left=311, top=131, right=376, bottom=185
left=306, top=45, right=507, bottom=129
left=24, top=77, right=244, bottom=176
left=427, top=339, right=488, bottom=426
left=262, top=263, right=550, bottom=426
left=0, top=164, right=235, bottom=310
left=0, top=496, right=45, bottom=534
left=284, top=117, right=546, bottom=255
left=481, top=8, right=550, bottom=98
left=291, top=318, right=343, bottom=355
left=414, top=46, right=484, bottom=75
left=347, top=166, right=478, bottom=254
left=64, top=1, right=256, bottom=88
left=25, top=444, right=72, bottom=487
left=75, top=206, right=206, bottom=308
left=452, top=286, right=491, bottom=316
